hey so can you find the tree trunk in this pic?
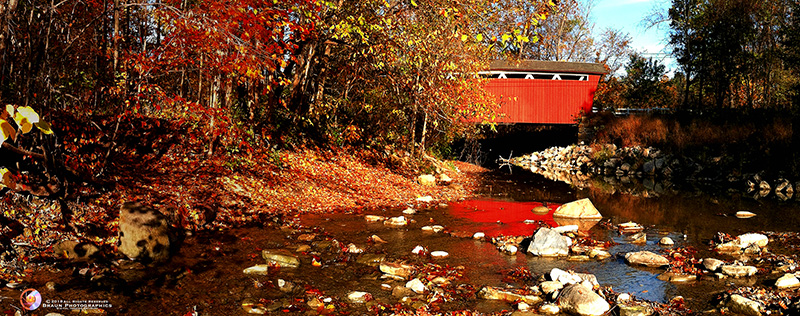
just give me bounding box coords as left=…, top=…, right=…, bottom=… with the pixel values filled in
left=113, top=0, right=121, bottom=71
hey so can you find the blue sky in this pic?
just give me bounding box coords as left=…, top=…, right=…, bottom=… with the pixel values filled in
left=590, top=0, right=676, bottom=73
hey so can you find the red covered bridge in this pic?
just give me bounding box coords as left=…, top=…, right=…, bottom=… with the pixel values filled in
left=480, top=60, right=607, bottom=124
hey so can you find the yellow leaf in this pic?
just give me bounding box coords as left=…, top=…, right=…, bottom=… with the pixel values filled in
left=461, top=34, right=468, bottom=42
left=0, top=119, right=15, bottom=142
left=34, top=121, right=53, bottom=135
left=410, top=0, right=417, bottom=7
left=4, top=104, right=13, bottom=118
left=17, top=106, right=40, bottom=123
left=476, top=34, right=483, bottom=41
left=0, top=168, right=14, bottom=189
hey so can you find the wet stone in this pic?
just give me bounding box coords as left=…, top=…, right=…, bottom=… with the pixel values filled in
left=356, top=254, right=386, bottom=266
left=539, top=281, right=563, bottom=294
left=380, top=261, right=414, bottom=278
left=721, top=265, right=758, bottom=278
left=657, top=272, right=697, bottom=283
left=243, top=264, right=271, bottom=275
left=703, top=258, right=725, bottom=271
left=539, top=303, right=560, bottom=315
left=478, top=286, right=542, bottom=305
left=725, top=294, right=764, bottom=316
left=347, top=291, right=371, bottom=303
left=625, top=251, right=670, bottom=267
left=558, top=283, right=610, bottom=316
left=659, top=237, right=674, bottom=246
left=775, top=273, right=800, bottom=289
left=262, top=249, right=300, bottom=268
left=618, top=301, right=654, bottom=316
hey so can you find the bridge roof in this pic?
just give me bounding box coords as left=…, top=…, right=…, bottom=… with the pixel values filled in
left=489, top=60, right=608, bottom=75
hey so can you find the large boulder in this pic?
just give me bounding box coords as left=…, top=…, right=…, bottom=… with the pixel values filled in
left=118, top=202, right=176, bottom=264
left=527, top=228, right=571, bottom=257
left=557, top=283, right=610, bottom=316
left=553, top=199, right=602, bottom=219
left=625, top=251, right=670, bottom=268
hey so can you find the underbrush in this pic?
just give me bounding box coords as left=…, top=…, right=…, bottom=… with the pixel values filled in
left=587, top=109, right=797, bottom=175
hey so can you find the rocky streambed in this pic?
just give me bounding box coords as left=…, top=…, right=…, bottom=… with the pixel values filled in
left=4, top=191, right=800, bottom=316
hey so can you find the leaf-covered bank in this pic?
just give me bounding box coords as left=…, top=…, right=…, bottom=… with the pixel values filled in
left=0, top=113, right=490, bottom=283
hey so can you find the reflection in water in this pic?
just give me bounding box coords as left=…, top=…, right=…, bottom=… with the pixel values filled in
left=446, top=199, right=559, bottom=237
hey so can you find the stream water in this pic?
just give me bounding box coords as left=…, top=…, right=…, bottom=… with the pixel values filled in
left=4, top=167, right=800, bottom=315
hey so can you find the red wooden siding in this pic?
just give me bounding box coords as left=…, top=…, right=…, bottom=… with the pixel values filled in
left=483, top=74, right=601, bottom=124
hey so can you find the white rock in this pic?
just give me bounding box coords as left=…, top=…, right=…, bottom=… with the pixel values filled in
left=737, top=233, right=768, bottom=248
left=616, top=293, right=631, bottom=302
left=365, top=215, right=386, bottom=222
left=624, top=251, right=670, bottom=267
left=703, top=258, right=725, bottom=271
left=406, top=278, right=426, bottom=293
left=517, top=302, right=531, bottom=311
left=735, top=211, right=756, bottom=218
left=402, top=207, right=416, bottom=215
left=347, top=291, right=371, bottom=303
left=411, top=245, right=427, bottom=255
left=553, top=198, right=602, bottom=219
left=347, top=243, right=364, bottom=254
left=431, top=251, right=449, bottom=258
left=431, top=225, right=444, bottom=233
left=551, top=268, right=582, bottom=285
left=384, top=216, right=408, bottom=226
left=243, top=265, right=270, bottom=275
left=659, top=237, right=675, bottom=246
left=417, top=174, right=436, bottom=186
left=416, top=196, right=434, bottom=202
left=473, top=232, right=485, bottom=239
left=540, top=281, right=563, bottom=294
left=721, top=265, right=758, bottom=278
left=501, top=245, right=518, bottom=255
left=776, top=273, right=800, bottom=289
left=552, top=225, right=579, bottom=233
left=539, top=303, right=560, bottom=315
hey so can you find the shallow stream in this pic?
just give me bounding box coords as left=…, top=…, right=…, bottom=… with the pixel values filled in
left=4, top=167, right=800, bottom=315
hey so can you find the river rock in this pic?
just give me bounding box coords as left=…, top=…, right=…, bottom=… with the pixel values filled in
left=406, top=278, right=426, bottom=293
left=625, top=251, right=669, bottom=267
left=243, top=264, right=271, bottom=275
left=588, top=249, right=611, bottom=260
left=552, top=225, right=579, bottom=233
left=540, top=281, right=564, bottom=294
left=776, top=273, right=800, bottom=289
left=478, top=286, right=542, bottom=305
left=384, top=216, right=408, bottom=227
left=527, top=228, right=571, bottom=257
left=53, top=240, right=100, bottom=261
left=643, top=161, right=655, bottom=175
left=725, top=294, right=764, bottom=316
left=737, top=233, right=768, bottom=248
left=539, top=303, right=560, bottom=315
left=380, top=261, right=414, bottom=278
left=703, top=258, right=725, bottom=272
left=357, top=254, right=386, bottom=266
left=628, top=232, right=646, bottom=244
left=657, top=272, right=697, bottom=283
left=430, top=251, right=449, bottom=258
left=262, top=249, right=300, bottom=268
left=365, top=215, right=385, bottom=222
left=618, top=301, right=654, bottom=316
left=551, top=268, right=582, bottom=285
left=553, top=199, right=602, bottom=219
left=347, top=291, right=371, bottom=303
left=416, top=196, right=434, bottom=202
left=557, top=283, right=610, bottom=316
left=532, top=205, right=550, bottom=214
left=659, top=237, right=674, bottom=246
left=417, top=174, right=436, bottom=186
left=736, top=211, right=756, bottom=218
left=439, top=174, right=452, bottom=184
left=721, top=265, right=758, bottom=278
left=118, top=202, right=175, bottom=264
